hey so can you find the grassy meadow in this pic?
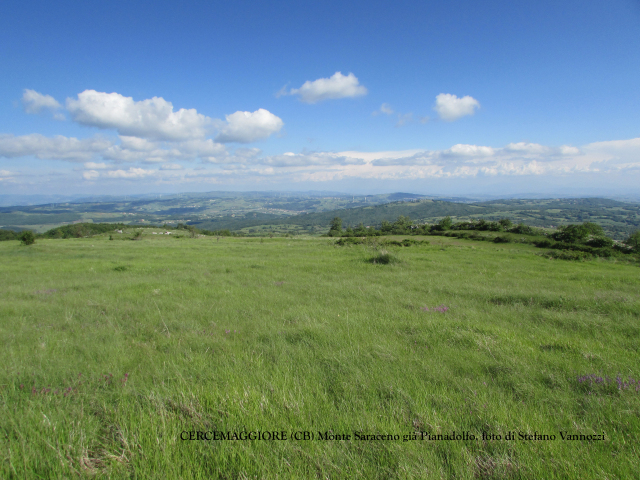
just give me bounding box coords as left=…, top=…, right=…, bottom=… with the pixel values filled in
left=1, top=233, right=639, bottom=478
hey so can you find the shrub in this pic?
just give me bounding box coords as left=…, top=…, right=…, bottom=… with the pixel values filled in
left=334, top=237, right=363, bottom=246
left=0, top=229, right=19, bottom=241
left=586, top=236, right=614, bottom=248
left=436, top=216, right=453, bottom=231
left=551, top=222, right=604, bottom=243
left=368, top=250, right=399, bottom=264
left=509, top=223, right=537, bottom=235
left=534, top=239, right=554, bottom=248
left=551, top=224, right=588, bottom=243
left=19, top=230, right=36, bottom=245
left=468, top=233, right=486, bottom=241
left=493, top=236, right=510, bottom=243
left=486, top=221, right=503, bottom=232
left=625, top=230, right=640, bottom=252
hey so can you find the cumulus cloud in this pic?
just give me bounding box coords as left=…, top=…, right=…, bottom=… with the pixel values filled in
left=215, top=109, right=283, bottom=143
left=434, top=93, right=480, bottom=121
left=66, top=90, right=213, bottom=141
left=559, top=145, right=580, bottom=155
left=285, top=72, right=368, bottom=104
left=444, top=144, right=495, bottom=157
left=22, top=89, right=62, bottom=115
left=0, top=134, right=114, bottom=161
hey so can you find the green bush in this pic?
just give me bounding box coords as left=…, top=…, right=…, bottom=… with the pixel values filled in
left=551, top=222, right=605, bottom=243
left=0, top=229, right=19, bottom=241
left=509, top=223, right=537, bottom=235
left=534, top=239, right=554, bottom=248
left=586, top=236, right=614, bottom=248
left=625, top=230, right=640, bottom=251
left=434, top=216, right=453, bottom=231
left=19, top=230, right=36, bottom=246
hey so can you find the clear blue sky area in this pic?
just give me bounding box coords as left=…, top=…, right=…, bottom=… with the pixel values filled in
left=1, top=0, right=639, bottom=195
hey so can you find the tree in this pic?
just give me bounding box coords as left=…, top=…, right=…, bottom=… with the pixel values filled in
left=499, top=218, right=513, bottom=229
left=354, top=223, right=368, bottom=236
left=625, top=230, right=640, bottom=251
left=19, top=230, right=35, bottom=246
left=380, top=220, right=393, bottom=234
left=392, top=215, right=413, bottom=234
left=328, top=217, right=343, bottom=237
left=582, top=222, right=604, bottom=236
left=437, top=216, right=453, bottom=231
left=551, top=224, right=589, bottom=243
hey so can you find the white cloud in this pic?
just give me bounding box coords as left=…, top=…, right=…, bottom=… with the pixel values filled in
left=504, top=142, right=550, bottom=154
left=160, top=163, right=183, bottom=170
left=215, top=109, right=283, bottom=143
left=434, top=93, right=480, bottom=121
left=380, top=103, right=394, bottom=115
left=105, top=167, right=155, bottom=179
left=559, top=145, right=580, bottom=155
left=84, top=162, right=108, bottom=169
left=119, top=136, right=158, bottom=151
left=445, top=144, right=495, bottom=157
left=66, top=90, right=213, bottom=141
left=372, top=103, right=394, bottom=116
left=22, top=89, right=62, bottom=114
left=82, top=170, right=100, bottom=180
left=0, top=134, right=114, bottom=161
left=287, top=72, right=368, bottom=104
left=178, top=139, right=227, bottom=156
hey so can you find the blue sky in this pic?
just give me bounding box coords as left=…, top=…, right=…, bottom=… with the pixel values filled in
left=1, top=0, right=639, bottom=196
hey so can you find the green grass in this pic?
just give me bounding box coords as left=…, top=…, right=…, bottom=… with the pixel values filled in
left=1, top=233, right=639, bottom=478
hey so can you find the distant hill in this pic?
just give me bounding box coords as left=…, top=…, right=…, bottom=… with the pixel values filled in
left=1, top=191, right=638, bottom=239
left=190, top=197, right=640, bottom=240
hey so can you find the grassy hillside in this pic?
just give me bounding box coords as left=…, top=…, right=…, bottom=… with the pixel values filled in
left=1, top=234, right=639, bottom=478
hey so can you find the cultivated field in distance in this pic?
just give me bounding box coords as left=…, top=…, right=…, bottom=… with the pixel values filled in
left=1, top=233, right=639, bottom=478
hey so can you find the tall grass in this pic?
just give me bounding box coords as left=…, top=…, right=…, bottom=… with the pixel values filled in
left=1, top=234, right=639, bottom=478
